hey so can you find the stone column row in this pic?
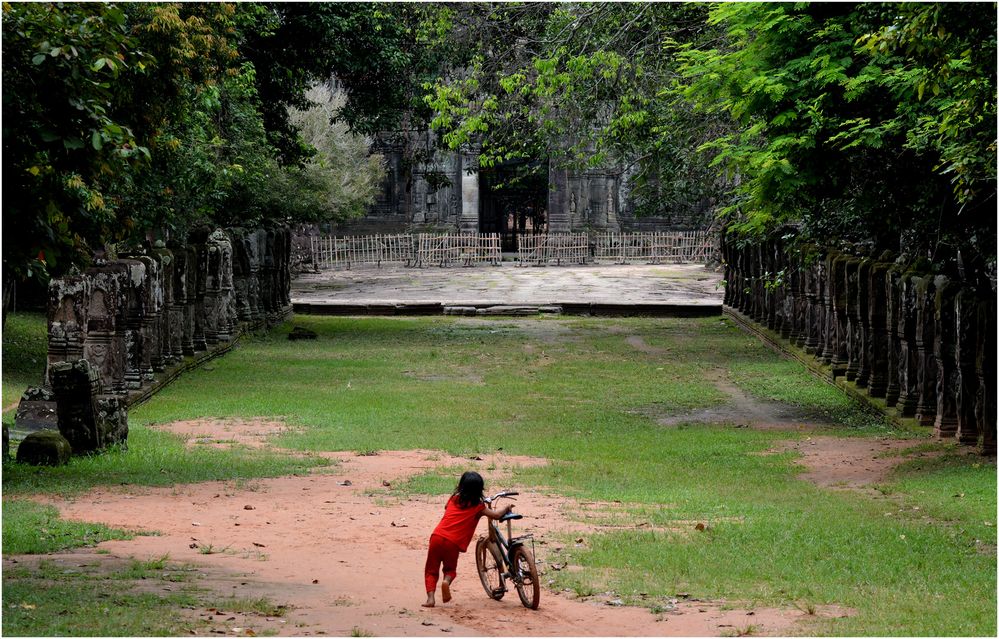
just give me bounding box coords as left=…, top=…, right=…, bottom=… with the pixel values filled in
left=16, top=225, right=294, bottom=453
left=722, top=235, right=996, bottom=455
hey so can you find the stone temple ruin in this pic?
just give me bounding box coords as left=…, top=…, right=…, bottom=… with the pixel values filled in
left=13, top=226, right=293, bottom=457
left=722, top=234, right=997, bottom=455
left=338, top=132, right=716, bottom=251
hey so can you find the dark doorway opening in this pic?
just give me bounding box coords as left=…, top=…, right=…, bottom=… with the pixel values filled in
left=479, top=160, right=548, bottom=252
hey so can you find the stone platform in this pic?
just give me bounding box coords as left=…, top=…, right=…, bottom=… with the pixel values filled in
left=291, top=263, right=724, bottom=316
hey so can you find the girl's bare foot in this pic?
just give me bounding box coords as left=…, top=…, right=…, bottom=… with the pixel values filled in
left=423, top=593, right=435, bottom=608
left=441, top=580, right=452, bottom=603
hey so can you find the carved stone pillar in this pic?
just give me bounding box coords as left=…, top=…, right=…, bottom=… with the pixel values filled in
left=168, top=241, right=188, bottom=360
left=844, top=257, right=862, bottom=381
left=132, top=254, right=161, bottom=378
left=281, top=226, right=292, bottom=309
left=250, top=229, right=267, bottom=322
left=896, top=275, right=919, bottom=417
left=189, top=228, right=210, bottom=352
left=803, top=250, right=824, bottom=354
left=231, top=228, right=253, bottom=322
left=865, top=261, right=890, bottom=398
left=150, top=244, right=176, bottom=368
left=829, top=253, right=849, bottom=375
left=765, top=239, right=779, bottom=331
left=262, top=228, right=277, bottom=320
left=854, top=258, right=872, bottom=387
left=884, top=267, right=902, bottom=407
left=932, top=276, right=959, bottom=438
left=954, top=289, right=980, bottom=446
left=46, top=269, right=89, bottom=386
left=204, top=228, right=235, bottom=344
left=722, top=235, right=734, bottom=307
left=119, top=258, right=148, bottom=390
left=753, top=243, right=766, bottom=323
left=83, top=259, right=128, bottom=394
left=913, top=275, right=937, bottom=425
left=788, top=249, right=805, bottom=344
left=459, top=152, right=480, bottom=233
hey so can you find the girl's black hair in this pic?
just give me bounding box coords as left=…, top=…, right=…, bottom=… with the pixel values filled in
left=452, top=471, right=485, bottom=509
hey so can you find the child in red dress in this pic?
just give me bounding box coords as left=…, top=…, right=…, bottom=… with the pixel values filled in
left=423, top=471, right=511, bottom=607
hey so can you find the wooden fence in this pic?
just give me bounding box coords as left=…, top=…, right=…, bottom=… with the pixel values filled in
left=415, top=233, right=501, bottom=267
left=311, top=230, right=716, bottom=269
left=311, top=233, right=500, bottom=269
left=311, top=234, right=415, bottom=269
left=591, top=231, right=715, bottom=264
left=516, top=233, right=589, bottom=266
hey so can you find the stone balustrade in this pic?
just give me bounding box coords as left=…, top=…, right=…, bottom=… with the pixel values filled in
left=13, top=226, right=293, bottom=455
left=722, top=234, right=996, bottom=455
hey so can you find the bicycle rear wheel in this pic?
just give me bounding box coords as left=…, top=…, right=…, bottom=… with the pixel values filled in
left=511, top=544, right=540, bottom=609
left=475, top=538, right=505, bottom=600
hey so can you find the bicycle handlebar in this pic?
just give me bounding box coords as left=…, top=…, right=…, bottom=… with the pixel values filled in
left=484, top=490, right=519, bottom=504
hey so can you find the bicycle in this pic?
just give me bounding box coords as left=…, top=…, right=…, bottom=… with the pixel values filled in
left=475, top=490, right=540, bottom=610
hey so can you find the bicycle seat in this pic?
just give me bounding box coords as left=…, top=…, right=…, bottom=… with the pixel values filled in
left=500, top=512, right=523, bottom=522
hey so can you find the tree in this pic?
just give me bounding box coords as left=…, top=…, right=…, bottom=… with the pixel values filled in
left=680, top=2, right=996, bottom=275
left=3, top=3, right=156, bottom=289
left=2, top=2, right=436, bottom=325
left=279, top=83, right=386, bottom=222
left=423, top=3, right=731, bottom=218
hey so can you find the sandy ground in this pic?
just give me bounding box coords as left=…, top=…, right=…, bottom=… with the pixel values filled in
left=10, top=417, right=864, bottom=637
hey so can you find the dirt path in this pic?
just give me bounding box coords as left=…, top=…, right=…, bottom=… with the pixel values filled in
left=12, top=420, right=845, bottom=636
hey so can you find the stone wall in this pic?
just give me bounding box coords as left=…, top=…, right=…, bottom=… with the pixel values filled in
left=13, top=226, right=293, bottom=455
left=722, top=235, right=996, bottom=455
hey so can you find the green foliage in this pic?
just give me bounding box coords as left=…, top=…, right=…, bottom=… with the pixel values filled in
left=1, top=2, right=436, bottom=287
left=283, top=84, right=387, bottom=222
left=2, top=2, right=156, bottom=280
left=425, top=3, right=731, bottom=220
left=680, top=3, right=996, bottom=269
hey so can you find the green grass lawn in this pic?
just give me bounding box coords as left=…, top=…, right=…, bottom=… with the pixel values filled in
left=2, top=311, right=47, bottom=413
left=3, top=314, right=995, bottom=636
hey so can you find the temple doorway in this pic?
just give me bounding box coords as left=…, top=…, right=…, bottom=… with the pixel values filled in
left=478, top=160, right=549, bottom=252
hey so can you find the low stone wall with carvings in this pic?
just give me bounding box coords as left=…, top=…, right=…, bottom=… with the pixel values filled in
left=13, top=226, right=293, bottom=455
left=721, top=235, right=996, bottom=455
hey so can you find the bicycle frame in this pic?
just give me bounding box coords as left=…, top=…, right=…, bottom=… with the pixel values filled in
left=478, top=490, right=541, bottom=609
left=484, top=492, right=531, bottom=586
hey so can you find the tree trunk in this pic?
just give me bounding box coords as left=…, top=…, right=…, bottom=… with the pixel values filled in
left=2, top=269, right=15, bottom=329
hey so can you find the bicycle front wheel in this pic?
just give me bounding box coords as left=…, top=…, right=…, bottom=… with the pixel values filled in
left=511, top=544, right=540, bottom=609
left=475, top=538, right=505, bottom=600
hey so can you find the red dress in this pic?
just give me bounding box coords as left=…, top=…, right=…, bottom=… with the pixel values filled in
left=424, top=495, right=485, bottom=592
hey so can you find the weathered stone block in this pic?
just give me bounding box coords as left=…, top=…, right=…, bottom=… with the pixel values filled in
left=16, top=430, right=72, bottom=466
left=50, top=359, right=128, bottom=453
left=14, top=386, right=58, bottom=433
